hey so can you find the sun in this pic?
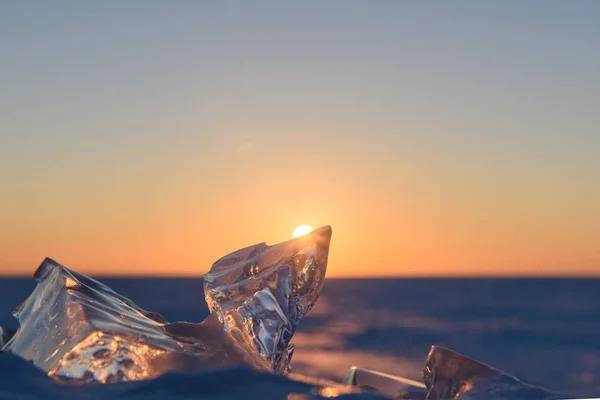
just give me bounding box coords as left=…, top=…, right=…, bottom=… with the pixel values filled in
left=293, top=225, right=314, bottom=238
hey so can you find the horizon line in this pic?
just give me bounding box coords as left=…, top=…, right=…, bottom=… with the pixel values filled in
left=1, top=273, right=600, bottom=280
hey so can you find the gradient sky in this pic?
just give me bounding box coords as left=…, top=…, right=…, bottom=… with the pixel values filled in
left=1, top=1, right=599, bottom=277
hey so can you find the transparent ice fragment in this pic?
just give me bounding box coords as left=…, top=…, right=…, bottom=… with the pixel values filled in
left=2, top=258, right=254, bottom=383
left=0, top=326, right=15, bottom=348
left=204, top=225, right=332, bottom=374
left=423, top=346, right=564, bottom=400
left=343, top=367, right=427, bottom=399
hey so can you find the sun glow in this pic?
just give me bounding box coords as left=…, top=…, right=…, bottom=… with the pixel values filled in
left=293, top=225, right=314, bottom=238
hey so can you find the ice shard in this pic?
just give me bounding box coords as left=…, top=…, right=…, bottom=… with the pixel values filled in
left=423, top=346, right=564, bottom=400
left=204, top=225, right=332, bottom=374
left=0, top=326, right=15, bottom=348
left=2, top=258, right=239, bottom=383
left=2, top=227, right=331, bottom=383
left=343, top=367, right=427, bottom=399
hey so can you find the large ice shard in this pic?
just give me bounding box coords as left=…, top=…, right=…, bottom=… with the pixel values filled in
left=423, top=346, right=564, bottom=400
left=204, top=225, right=332, bottom=374
left=2, top=226, right=331, bottom=384
left=2, top=258, right=243, bottom=383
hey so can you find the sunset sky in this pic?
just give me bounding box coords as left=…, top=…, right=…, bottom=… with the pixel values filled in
left=1, top=1, right=598, bottom=277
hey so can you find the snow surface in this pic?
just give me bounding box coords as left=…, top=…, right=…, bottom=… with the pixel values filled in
left=0, top=352, right=386, bottom=400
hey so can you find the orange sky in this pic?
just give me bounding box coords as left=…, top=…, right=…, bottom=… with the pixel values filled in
left=1, top=3, right=599, bottom=277
left=1, top=138, right=598, bottom=277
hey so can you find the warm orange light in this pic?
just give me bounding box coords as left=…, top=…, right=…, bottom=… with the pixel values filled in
left=293, top=225, right=314, bottom=238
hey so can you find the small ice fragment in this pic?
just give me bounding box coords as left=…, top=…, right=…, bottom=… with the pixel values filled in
left=204, top=225, right=332, bottom=374
left=343, top=367, right=427, bottom=399
left=0, top=326, right=15, bottom=348
left=423, top=346, right=564, bottom=399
